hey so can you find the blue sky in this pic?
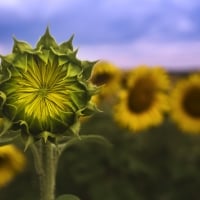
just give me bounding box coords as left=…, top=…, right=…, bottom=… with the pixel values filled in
left=0, top=0, right=200, bottom=71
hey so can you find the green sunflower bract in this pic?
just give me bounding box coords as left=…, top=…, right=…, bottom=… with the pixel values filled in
left=0, top=28, right=98, bottom=143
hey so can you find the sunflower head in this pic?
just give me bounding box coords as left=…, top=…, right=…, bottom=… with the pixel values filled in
left=90, top=60, right=121, bottom=97
left=170, top=73, right=200, bottom=133
left=113, top=66, right=170, bottom=132
left=0, top=145, right=26, bottom=188
left=0, top=28, right=98, bottom=143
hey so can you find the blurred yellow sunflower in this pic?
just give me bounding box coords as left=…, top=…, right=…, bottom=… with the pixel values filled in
left=90, top=60, right=121, bottom=97
left=0, top=145, right=26, bottom=187
left=170, top=73, right=200, bottom=134
left=113, top=66, right=170, bottom=132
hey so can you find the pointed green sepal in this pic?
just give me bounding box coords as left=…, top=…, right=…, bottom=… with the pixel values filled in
left=12, top=53, right=28, bottom=71
left=0, top=91, right=6, bottom=107
left=0, top=64, right=12, bottom=84
left=12, top=37, right=33, bottom=53
left=82, top=60, right=98, bottom=80
left=87, top=83, right=102, bottom=96
left=24, top=135, right=34, bottom=151
left=66, top=63, right=82, bottom=77
left=69, top=120, right=81, bottom=136
left=3, top=104, right=17, bottom=121
left=59, top=34, right=74, bottom=51
left=36, top=27, right=58, bottom=49
left=1, top=52, right=28, bottom=72
left=81, top=101, right=102, bottom=116
left=0, top=117, right=12, bottom=137
left=58, top=56, right=68, bottom=66
left=36, top=49, right=50, bottom=64
left=40, top=131, right=56, bottom=143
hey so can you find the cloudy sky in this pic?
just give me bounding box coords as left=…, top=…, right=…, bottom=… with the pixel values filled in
left=0, top=0, right=200, bottom=71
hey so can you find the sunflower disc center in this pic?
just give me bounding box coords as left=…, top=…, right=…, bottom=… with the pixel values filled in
left=128, top=78, right=155, bottom=114
left=183, top=87, right=200, bottom=118
left=91, top=73, right=112, bottom=86
left=37, top=88, right=49, bottom=97
left=0, top=156, right=6, bottom=167
left=8, top=60, right=70, bottom=123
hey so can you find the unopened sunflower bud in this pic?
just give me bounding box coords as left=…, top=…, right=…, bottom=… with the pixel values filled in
left=0, top=28, right=98, bottom=144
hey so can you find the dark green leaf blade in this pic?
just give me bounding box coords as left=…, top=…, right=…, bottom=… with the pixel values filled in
left=56, top=194, right=80, bottom=200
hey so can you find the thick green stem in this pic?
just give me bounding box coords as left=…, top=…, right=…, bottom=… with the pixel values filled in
left=31, top=140, right=59, bottom=200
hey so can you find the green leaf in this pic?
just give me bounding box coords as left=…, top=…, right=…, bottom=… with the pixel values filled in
left=56, top=194, right=80, bottom=200
left=0, top=131, right=20, bottom=145
left=58, top=134, right=111, bottom=153
left=79, top=134, right=111, bottom=146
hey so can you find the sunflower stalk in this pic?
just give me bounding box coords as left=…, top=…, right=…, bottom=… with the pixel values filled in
left=31, top=140, right=59, bottom=200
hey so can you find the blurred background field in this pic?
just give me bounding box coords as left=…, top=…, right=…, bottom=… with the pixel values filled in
left=0, top=68, right=200, bottom=200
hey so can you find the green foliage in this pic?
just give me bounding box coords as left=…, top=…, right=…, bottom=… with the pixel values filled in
left=56, top=109, right=200, bottom=200
left=56, top=194, right=80, bottom=200
left=1, top=104, right=200, bottom=200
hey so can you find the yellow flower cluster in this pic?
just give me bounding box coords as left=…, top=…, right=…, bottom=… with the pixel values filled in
left=90, top=62, right=200, bottom=134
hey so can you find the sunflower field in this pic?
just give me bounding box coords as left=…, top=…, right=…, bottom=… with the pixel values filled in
left=0, top=61, right=200, bottom=200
